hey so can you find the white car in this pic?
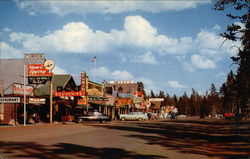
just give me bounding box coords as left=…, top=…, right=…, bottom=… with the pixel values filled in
left=177, top=114, right=187, bottom=118
left=119, top=112, right=148, bottom=121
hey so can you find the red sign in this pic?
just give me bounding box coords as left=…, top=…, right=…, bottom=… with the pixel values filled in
left=13, top=84, right=34, bottom=96
left=54, top=91, right=86, bottom=97
left=134, top=91, right=143, bottom=96
left=28, top=64, right=53, bottom=77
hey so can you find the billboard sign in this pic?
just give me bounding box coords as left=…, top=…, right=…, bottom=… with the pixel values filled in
left=13, top=84, right=34, bottom=96
left=0, top=97, right=20, bottom=103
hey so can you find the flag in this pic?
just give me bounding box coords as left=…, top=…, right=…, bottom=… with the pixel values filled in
left=92, top=56, right=96, bottom=62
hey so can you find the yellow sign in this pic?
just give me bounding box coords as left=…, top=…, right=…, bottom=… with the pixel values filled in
left=87, top=88, right=103, bottom=96
left=78, top=97, right=87, bottom=105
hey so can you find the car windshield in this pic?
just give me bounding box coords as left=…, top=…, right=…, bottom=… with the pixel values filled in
left=88, top=112, right=101, bottom=116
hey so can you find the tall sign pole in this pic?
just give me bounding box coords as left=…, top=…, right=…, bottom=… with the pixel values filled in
left=23, top=54, right=45, bottom=126
left=23, top=64, right=26, bottom=127
left=44, top=60, right=55, bottom=124
left=50, top=79, right=53, bottom=124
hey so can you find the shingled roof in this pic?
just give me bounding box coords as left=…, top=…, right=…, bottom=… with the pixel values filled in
left=34, top=75, right=75, bottom=96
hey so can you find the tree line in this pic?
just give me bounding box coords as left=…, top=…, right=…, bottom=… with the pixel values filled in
left=148, top=83, right=221, bottom=118
left=141, top=0, right=250, bottom=119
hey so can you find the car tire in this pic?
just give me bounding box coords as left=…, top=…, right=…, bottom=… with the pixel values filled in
left=121, top=117, right=126, bottom=121
left=100, top=120, right=106, bottom=123
left=78, top=119, right=83, bottom=123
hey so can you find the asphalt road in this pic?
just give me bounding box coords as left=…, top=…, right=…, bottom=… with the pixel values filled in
left=0, top=118, right=250, bottom=159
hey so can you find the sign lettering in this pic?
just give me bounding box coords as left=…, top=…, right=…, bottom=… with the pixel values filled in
left=54, top=91, right=86, bottom=97
left=28, top=64, right=53, bottom=77
left=13, top=84, right=34, bottom=96
left=0, top=97, right=20, bottom=103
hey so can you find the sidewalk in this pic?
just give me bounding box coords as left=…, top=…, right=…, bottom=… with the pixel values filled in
left=0, top=121, right=76, bottom=128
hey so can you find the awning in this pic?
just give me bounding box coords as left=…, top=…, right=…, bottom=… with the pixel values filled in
left=89, top=101, right=107, bottom=106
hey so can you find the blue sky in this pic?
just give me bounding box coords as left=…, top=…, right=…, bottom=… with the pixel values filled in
left=0, top=0, right=241, bottom=96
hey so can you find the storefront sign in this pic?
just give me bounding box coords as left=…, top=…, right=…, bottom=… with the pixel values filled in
left=149, top=98, right=164, bottom=102
left=54, top=91, right=86, bottom=97
left=115, top=98, right=133, bottom=107
left=13, top=84, right=34, bottom=96
left=28, top=76, right=52, bottom=84
left=132, top=97, right=143, bottom=104
left=134, top=91, right=143, bottom=96
left=88, top=96, right=108, bottom=102
left=29, top=98, right=46, bottom=104
left=0, top=97, right=20, bottom=103
left=80, top=72, right=87, bottom=93
left=28, top=64, right=53, bottom=77
left=24, top=53, right=45, bottom=60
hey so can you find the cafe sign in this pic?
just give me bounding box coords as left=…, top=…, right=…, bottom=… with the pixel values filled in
left=0, top=97, right=20, bottom=103
left=28, top=64, right=53, bottom=77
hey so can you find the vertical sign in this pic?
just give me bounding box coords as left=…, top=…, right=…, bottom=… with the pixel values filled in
left=81, top=72, right=87, bottom=93
left=80, top=72, right=88, bottom=111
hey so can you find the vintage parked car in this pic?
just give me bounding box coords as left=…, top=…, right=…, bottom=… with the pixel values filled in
left=177, top=114, right=187, bottom=118
left=119, top=112, right=148, bottom=121
left=146, top=112, right=158, bottom=120
left=76, top=111, right=111, bottom=123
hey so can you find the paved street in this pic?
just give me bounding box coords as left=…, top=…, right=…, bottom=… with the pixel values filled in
left=0, top=118, right=250, bottom=159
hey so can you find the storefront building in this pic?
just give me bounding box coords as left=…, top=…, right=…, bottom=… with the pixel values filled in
left=35, top=74, right=79, bottom=122
left=0, top=57, right=45, bottom=125
left=105, top=81, right=146, bottom=118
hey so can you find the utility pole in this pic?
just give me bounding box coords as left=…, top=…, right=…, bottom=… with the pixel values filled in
left=0, top=79, right=4, bottom=124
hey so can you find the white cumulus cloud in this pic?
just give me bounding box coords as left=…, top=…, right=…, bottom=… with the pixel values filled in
left=8, top=16, right=195, bottom=56
left=165, top=81, right=188, bottom=89
left=53, top=66, right=68, bottom=74
left=131, top=51, right=158, bottom=65
left=89, top=67, right=134, bottom=81
left=195, top=29, right=240, bottom=57
left=191, top=54, right=217, bottom=70
left=0, top=42, right=22, bottom=59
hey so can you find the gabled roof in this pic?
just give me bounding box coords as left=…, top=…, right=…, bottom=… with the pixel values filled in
left=34, top=74, right=74, bottom=96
